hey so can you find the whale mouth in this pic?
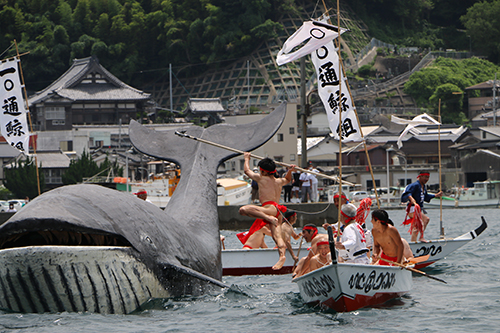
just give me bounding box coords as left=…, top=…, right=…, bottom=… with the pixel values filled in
left=0, top=220, right=132, bottom=250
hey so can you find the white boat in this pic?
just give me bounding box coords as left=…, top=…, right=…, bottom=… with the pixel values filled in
left=409, top=218, right=487, bottom=269
left=426, top=181, right=500, bottom=208
left=216, top=178, right=252, bottom=206
left=115, top=173, right=252, bottom=208
left=222, top=247, right=309, bottom=276
left=293, top=262, right=412, bottom=312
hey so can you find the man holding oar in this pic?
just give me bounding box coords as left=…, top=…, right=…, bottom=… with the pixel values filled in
left=239, top=152, right=295, bottom=270
left=370, top=209, right=404, bottom=266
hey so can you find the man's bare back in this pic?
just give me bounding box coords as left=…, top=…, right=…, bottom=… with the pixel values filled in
left=370, top=209, right=404, bottom=264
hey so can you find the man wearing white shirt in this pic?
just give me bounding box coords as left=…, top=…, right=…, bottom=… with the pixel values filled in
left=308, top=163, right=319, bottom=202
left=299, top=171, right=312, bottom=203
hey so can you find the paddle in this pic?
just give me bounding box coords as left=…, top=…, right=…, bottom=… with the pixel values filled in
left=407, top=254, right=430, bottom=264
left=374, top=255, right=447, bottom=284
left=175, top=130, right=354, bottom=186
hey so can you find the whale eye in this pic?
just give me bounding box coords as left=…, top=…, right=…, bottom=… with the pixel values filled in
left=145, top=236, right=153, bottom=244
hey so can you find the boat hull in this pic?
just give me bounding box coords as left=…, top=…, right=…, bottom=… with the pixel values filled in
left=426, top=199, right=499, bottom=208
left=0, top=246, right=170, bottom=314
left=409, top=218, right=487, bottom=269
left=294, top=263, right=412, bottom=312
left=222, top=247, right=309, bottom=276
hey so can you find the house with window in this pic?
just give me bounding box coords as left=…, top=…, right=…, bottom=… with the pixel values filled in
left=222, top=103, right=298, bottom=176
left=28, top=56, right=153, bottom=131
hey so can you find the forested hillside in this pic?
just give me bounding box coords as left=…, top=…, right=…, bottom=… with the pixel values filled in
left=0, top=0, right=499, bottom=94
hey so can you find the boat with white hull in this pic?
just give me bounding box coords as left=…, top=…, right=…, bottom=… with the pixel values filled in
left=426, top=181, right=500, bottom=208
left=293, top=262, right=412, bottom=312
left=409, top=218, right=488, bottom=269
left=222, top=247, right=309, bottom=276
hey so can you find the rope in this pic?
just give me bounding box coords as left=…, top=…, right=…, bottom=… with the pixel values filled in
left=279, top=202, right=333, bottom=216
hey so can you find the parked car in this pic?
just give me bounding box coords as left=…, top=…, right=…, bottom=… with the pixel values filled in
left=0, top=201, right=10, bottom=212
left=8, top=199, right=26, bottom=211
left=350, top=191, right=369, bottom=202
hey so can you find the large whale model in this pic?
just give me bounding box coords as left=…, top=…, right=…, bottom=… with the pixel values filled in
left=0, top=103, right=287, bottom=314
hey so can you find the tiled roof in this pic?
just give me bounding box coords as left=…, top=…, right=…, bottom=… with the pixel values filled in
left=28, top=56, right=150, bottom=105
left=187, top=98, right=225, bottom=113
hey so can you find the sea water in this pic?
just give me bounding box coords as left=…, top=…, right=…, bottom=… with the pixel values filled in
left=0, top=208, right=498, bottom=332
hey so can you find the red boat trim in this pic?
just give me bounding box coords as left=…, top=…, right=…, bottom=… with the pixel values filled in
left=317, top=291, right=407, bottom=312
left=223, top=266, right=294, bottom=276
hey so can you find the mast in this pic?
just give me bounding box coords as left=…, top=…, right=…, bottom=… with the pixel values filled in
left=14, top=40, right=41, bottom=196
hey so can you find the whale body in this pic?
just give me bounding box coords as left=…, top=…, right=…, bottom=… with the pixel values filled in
left=0, top=103, right=287, bottom=314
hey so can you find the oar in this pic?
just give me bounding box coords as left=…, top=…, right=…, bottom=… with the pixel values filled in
left=407, top=254, right=430, bottom=264
left=292, top=237, right=303, bottom=271
left=174, top=130, right=354, bottom=185
left=374, top=255, right=446, bottom=284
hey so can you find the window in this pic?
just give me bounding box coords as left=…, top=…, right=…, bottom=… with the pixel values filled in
left=45, top=106, right=65, bottom=120
left=274, top=156, right=283, bottom=162
left=290, top=154, right=295, bottom=161
left=277, top=133, right=284, bottom=142
left=239, top=159, right=245, bottom=170
left=289, top=127, right=295, bottom=134
left=366, top=179, right=380, bottom=190
left=482, top=131, right=486, bottom=139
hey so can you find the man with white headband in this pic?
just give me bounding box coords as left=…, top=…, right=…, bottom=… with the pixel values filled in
left=335, top=203, right=370, bottom=264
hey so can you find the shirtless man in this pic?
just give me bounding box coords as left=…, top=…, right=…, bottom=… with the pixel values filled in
left=292, top=224, right=328, bottom=278
left=308, top=241, right=332, bottom=272
left=239, top=153, right=295, bottom=270
left=370, top=209, right=404, bottom=266
left=241, top=225, right=272, bottom=249
left=281, top=210, right=301, bottom=262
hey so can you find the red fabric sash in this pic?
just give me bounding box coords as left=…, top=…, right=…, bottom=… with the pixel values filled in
left=237, top=202, right=287, bottom=245
left=402, top=204, right=423, bottom=235
left=379, top=252, right=398, bottom=266
left=355, top=197, right=372, bottom=225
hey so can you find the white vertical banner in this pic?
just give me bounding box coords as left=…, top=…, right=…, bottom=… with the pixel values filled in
left=0, top=58, right=29, bottom=152
left=312, top=42, right=362, bottom=142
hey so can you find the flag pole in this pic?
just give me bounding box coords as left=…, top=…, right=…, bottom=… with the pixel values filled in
left=14, top=40, right=40, bottom=196
left=438, top=99, right=444, bottom=238
left=321, top=2, right=380, bottom=209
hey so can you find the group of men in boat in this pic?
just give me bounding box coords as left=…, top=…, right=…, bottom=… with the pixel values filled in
left=238, top=152, right=441, bottom=273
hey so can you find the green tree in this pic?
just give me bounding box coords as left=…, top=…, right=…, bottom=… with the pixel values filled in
left=4, top=157, right=45, bottom=199
left=62, top=150, right=100, bottom=184
left=461, top=0, right=500, bottom=63
left=404, top=57, right=500, bottom=123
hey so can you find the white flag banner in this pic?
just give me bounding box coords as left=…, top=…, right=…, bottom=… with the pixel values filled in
left=392, top=113, right=441, bottom=148
left=0, top=58, right=29, bottom=152
left=312, top=42, right=362, bottom=142
left=276, top=21, right=347, bottom=66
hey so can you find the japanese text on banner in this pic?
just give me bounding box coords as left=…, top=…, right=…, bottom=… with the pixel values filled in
left=0, top=58, right=29, bottom=152
left=311, top=42, right=362, bottom=142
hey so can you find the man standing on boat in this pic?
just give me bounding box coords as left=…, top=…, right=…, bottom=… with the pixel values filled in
left=401, top=171, right=443, bottom=242
left=370, top=209, right=404, bottom=265
left=335, top=203, right=370, bottom=264
left=239, top=152, right=295, bottom=270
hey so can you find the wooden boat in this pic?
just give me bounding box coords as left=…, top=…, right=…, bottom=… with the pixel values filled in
left=222, top=247, right=309, bottom=276
left=409, top=217, right=488, bottom=269
left=293, top=262, right=412, bottom=312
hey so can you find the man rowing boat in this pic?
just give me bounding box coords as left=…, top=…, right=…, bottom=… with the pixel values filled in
left=370, top=209, right=404, bottom=266
left=239, top=152, right=295, bottom=270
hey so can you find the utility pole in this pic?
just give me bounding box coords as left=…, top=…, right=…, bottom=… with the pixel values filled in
left=494, top=73, right=497, bottom=126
